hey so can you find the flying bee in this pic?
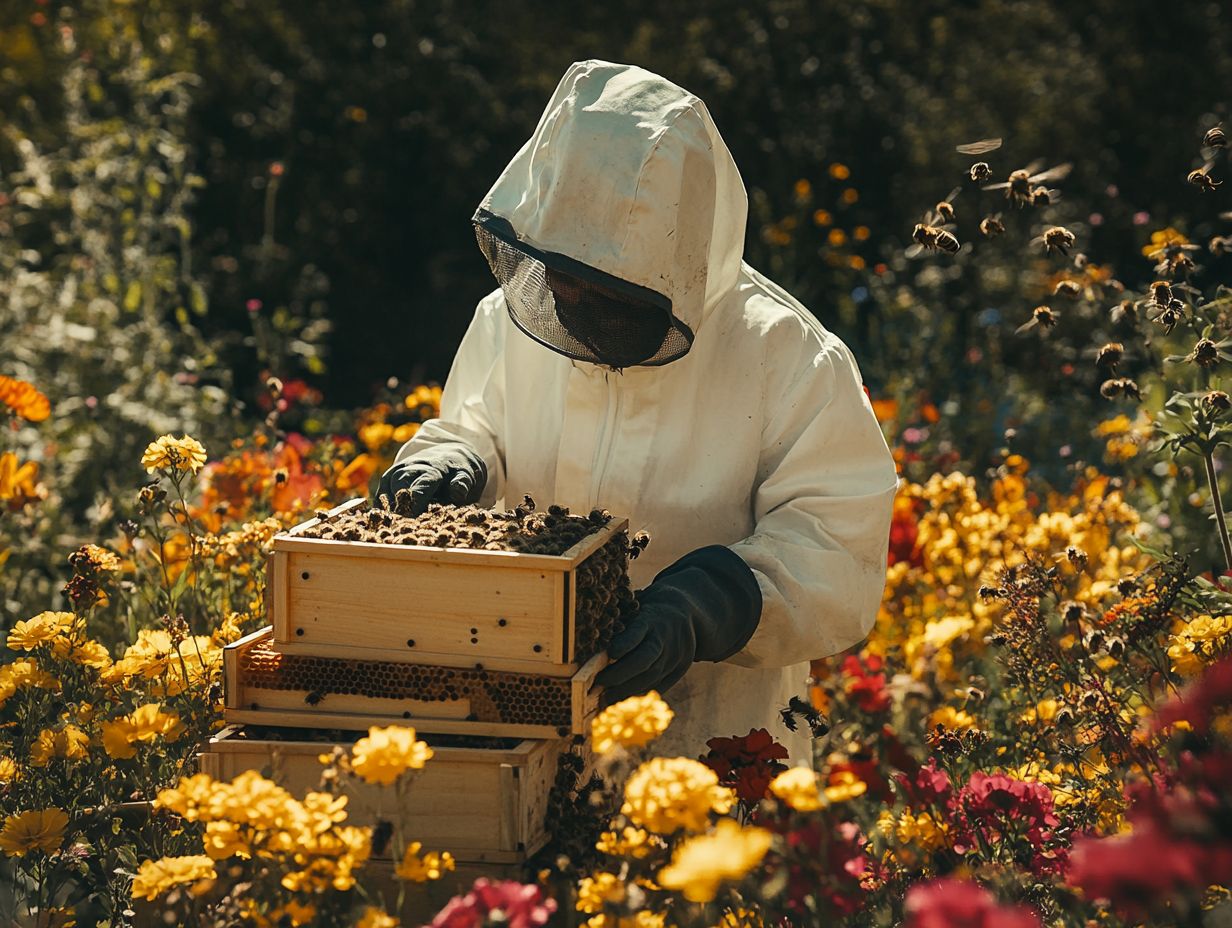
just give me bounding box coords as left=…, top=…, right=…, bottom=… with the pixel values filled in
left=969, top=161, right=994, bottom=183
left=956, top=137, right=1003, bottom=155
left=1015, top=305, right=1059, bottom=335
left=304, top=690, right=325, bottom=706
left=979, top=214, right=1005, bottom=237
left=1210, top=235, right=1232, bottom=256
left=907, top=190, right=962, bottom=257
left=1202, top=124, right=1227, bottom=160
left=1188, top=161, right=1223, bottom=192
left=1099, top=377, right=1142, bottom=401
left=1147, top=297, right=1187, bottom=334
left=1053, top=279, right=1083, bottom=299
left=1029, top=185, right=1060, bottom=207
left=1094, top=342, right=1125, bottom=370
left=1038, top=226, right=1077, bottom=255
left=1150, top=280, right=1173, bottom=306
left=984, top=160, right=1073, bottom=207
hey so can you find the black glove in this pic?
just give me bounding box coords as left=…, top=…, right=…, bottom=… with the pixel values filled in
left=593, top=545, right=762, bottom=704
left=374, top=442, right=487, bottom=515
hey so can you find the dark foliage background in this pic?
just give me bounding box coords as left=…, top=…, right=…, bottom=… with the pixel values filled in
left=3, top=0, right=1231, bottom=417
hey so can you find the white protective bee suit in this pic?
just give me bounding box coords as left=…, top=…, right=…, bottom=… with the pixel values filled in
left=395, top=60, right=898, bottom=761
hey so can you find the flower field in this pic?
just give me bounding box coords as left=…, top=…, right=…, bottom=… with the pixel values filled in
left=5, top=3, right=1232, bottom=926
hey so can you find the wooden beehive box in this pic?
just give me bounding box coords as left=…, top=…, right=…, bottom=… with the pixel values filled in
left=224, top=626, right=605, bottom=739
left=197, top=724, right=582, bottom=864
left=267, top=498, right=630, bottom=676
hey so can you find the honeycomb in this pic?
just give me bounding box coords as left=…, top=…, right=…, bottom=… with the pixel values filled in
left=227, top=724, right=520, bottom=751
left=299, top=495, right=609, bottom=555
left=572, top=532, right=638, bottom=662
left=240, top=640, right=577, bottom=729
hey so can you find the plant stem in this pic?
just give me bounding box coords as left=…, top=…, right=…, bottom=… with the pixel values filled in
left=1203, top=450, right=1232, bottom=572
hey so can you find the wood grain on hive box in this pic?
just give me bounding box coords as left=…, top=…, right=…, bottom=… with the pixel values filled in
left=267, top=498, right=628, bottom=674
left=199, top=724, right=572, bottom=862
left=224, top=626, right=606, bottom=739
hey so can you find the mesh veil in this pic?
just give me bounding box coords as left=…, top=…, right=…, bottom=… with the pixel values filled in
left=473, top=211, right=694, bottom=369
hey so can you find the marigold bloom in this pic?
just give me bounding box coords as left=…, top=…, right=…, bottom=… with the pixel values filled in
left=100, top=703, right=185, bottom=759
left=769, top=766, right=824, bottom=811
left=595, top=825, right=656, bottom=859
left=29, top=725, right=90, bottom=767
left=657, top=819, right=773, bottom=903
left=0, top=452, right=40, bottom=503
left=356, top=907, right=399, bottom=928
left=576, top=871, right=625, bottom=913
left=591, top=690, right=674, bottom=754
left=824, top=769, right=869, bottom=803
left=0, top=375, right=50, bottom=421
left=1167, top=614, right=1232, bottom=676
left=141, top=434, right=207, bottom=474
left=8, top=611, right=74, bottom=651
left=351, top=725, right=434, bottom=785
left=0, top=757, right=17, bottom=783
left=130, top=855, right=217, bottom=901
left=0, top=808, right=69, bottom=857
left=395, top=841, right=455, bottom=882
left=928, top=705, right=979, bottom=732
left=203, top=820, right=251, bottom=860
left=621, top=758, right=734, bottom=834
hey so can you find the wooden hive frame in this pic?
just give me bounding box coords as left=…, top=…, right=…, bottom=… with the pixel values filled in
left=198, top=724, right=580, bottom=863
left=224, top=626, right=606, bottom=739
left=267, top=498, right=630, bottom=676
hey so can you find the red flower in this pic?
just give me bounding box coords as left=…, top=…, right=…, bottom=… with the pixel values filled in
left=895, top=759, right=953, bottom=810
left=904, top=879, right=1041, bottom=928
left=429, top=879, right=556, bottom=928
left=703, top=728, right=790, bottom=804
left=841, top=654, right=891, bottom=713
left=1154, top=654, right=1232, bottom=736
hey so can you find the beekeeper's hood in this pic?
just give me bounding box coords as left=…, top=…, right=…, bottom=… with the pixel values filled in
left=473, top=60, right=748, bottom=369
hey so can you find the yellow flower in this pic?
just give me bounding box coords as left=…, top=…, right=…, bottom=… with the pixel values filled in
left=824, top=769, right=868, bottom=803
left=350, top=726, right=433, bottom=785
left=356, top=908, right=399, bottom=928
left=141, top=434, right=207, bottom=474
left=1168, top=614, right=1232, bottom=676
left=591, top=690, right=674, bottom=754
left=577, top=871, right=626, bottom=913
left=0, top=756, right=17, bottom=783
left=8, top=611, right=75, bottom=651
left=101, top=703, right=185, bottom=759
left=621, top=758, right=734, bottom=834
left=29, top=725, right=90, bottom=767
left=0, top=452, right=40, bottom=502
left=769, top=766, right=823, bottom=812
left=658, top=818, right=773, bottom=903
left=130, top=855, right=217, bottom=901
left=828, top=162, right=850, bottom=180
left=359, top=421, right=395, bottom=451
left=0, top=659, right=60, bottom=693
left=80, top=544, right=121, bottom=572
left=596, top=825, right=656, bottom=859
left=393, top=422, right=421, bottom=443
left=1019, top=699, right=1061, bottom=726
left=928, top=705, right=979, bottom=731
left=0, top=808, right=69, bottom=857
left=394, top=841, right=454, bottom=881
left=203, top=820, right=251, bottom=860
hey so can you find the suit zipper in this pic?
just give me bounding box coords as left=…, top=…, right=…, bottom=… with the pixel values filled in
left=590, top=370, right=620, bottom=509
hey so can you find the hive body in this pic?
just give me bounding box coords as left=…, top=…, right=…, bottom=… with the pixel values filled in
left=199, top=725, right=581, bottom=863
left=269, top=498, right=632, bottom=672
left=208, top=496, right=630, bottom=874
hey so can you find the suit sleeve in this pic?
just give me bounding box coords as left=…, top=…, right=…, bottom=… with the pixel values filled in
left=393, top=290, right=508, bottom=506
left=726, top=331, right=898, bottom=669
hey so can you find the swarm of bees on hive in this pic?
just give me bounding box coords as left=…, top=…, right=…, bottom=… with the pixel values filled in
left=298, top=494, right=646, bottom=663
left=304, top=492, right=614, bottom=554
left=241, top=642, right=580, bottom=730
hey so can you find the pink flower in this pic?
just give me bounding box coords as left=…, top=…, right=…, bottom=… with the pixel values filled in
left=904, top=879, right=1041, bottom=928
left=429, top=879, right=556, bottom=928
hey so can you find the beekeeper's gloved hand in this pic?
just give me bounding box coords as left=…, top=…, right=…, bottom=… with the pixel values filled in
left=374, top=442, right=487, bottom=515
left=593, top=545, right=762, bottom=704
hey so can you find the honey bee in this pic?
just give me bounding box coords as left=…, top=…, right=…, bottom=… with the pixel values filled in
left=1099, top=377, right=1142, bottom=401
left=1095, top=342, right=1125, bottom=370
left=304, top=690, right=325, bottom=706
left=907, top=189, right=962, bottom=258
left=956, top=137, right=1003, bottom=155
left=1188, top=161, right=1223, bottom=192
left=1202, top=124, right=1226, bottom=159
left=979, top=214, right=1006, bottom=238
left=1015, top=305, right=1059, bottom=335
left=1035, top=226, right=1076, bottom=255
left=1210, top=235, right=1232, bottom=256
left=969, top=161, right=994, bottom=183
left=984, top=160, right=1073, bottom=207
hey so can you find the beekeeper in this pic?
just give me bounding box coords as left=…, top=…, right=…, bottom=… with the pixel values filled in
left=378, top=60, right=898, bottom=761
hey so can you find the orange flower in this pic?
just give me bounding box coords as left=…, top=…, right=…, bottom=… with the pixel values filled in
left=0, top=376, right=50, bottom=422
